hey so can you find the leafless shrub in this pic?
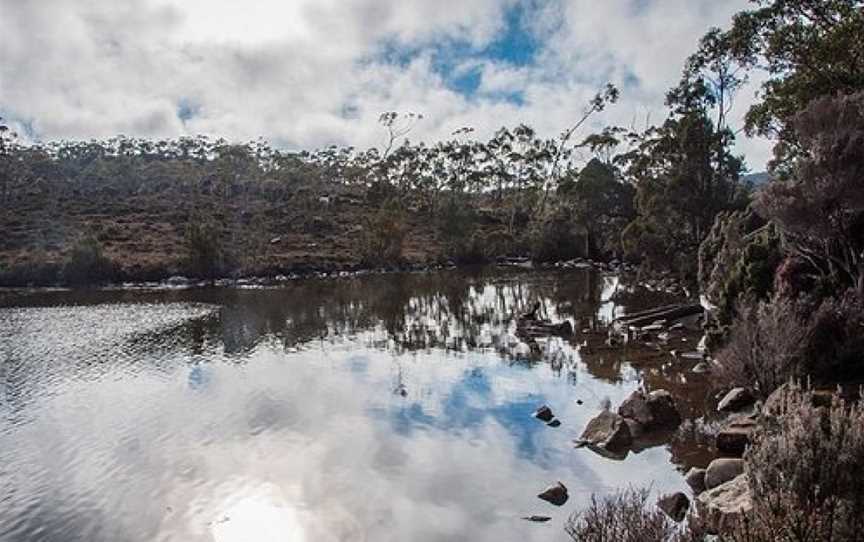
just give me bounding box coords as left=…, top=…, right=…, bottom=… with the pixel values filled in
left=565, top=487, right=677, bottom=542
left=715, top=292, right=864, bottom=396
left=714, top=297, right=808, bottom=396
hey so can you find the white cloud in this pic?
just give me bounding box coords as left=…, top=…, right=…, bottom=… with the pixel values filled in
left=0, top=0, right=773, bottom=169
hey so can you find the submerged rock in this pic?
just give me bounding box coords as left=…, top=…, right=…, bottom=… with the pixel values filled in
left=576, top=411, right=633, bottom=452
left=537, top=481, right=569, bottom=506
left=717, top=388, right=756, bottom=413
left=657, top=491, right=690, bottom=522
left=533, top=405, right=554, bottom=422
left=696, top=474, right=752, bottom=534
left=706, top=458, right=745, bottom=489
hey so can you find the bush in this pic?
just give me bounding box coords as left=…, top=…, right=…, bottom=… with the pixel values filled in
left=716, top=292, right=864, bottom=396
left=724, top=385, right=864, bottom=542
left=359, top=199, right=406, bottom=267
left=699, top=209, right=782, bottom=326
left=565, top=488, right=679, bottom=542
left=714, top=297, right=809, bottom=397
left=184, top=218, right=225, bottom=279
left=62, top=235, right=116, bottom=286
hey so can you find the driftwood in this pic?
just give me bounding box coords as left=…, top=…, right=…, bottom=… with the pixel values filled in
left=614, top=304, right=703, bottom=330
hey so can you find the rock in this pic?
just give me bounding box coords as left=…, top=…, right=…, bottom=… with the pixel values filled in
left=646, top=390, right=682, bottom=429
left=622, top=417, right=644, bottom=439
left=657, top=491, right=690, bottom=522
left=618, top=390, right=654, bottom=426
left=696, top=474, right=752, bottom=534
left=521, top=515, right=552, bottom=523
left=705, top=458, right=745, bottom=489
left=533, top=405, right=554, bottom=422
left=718, top=388, right=756, bottom=413
left=576, top=411, right=633, bottom=452
left=716, top=416, right=758, bottom=456
left=547, top=419, right=561, bottom=428
left=685, top=467, right=707, bottom=494
left=537, top=481, right=569, bottom=506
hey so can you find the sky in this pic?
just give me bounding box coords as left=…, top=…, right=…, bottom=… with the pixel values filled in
left=0, top=0, right=774, bottom=171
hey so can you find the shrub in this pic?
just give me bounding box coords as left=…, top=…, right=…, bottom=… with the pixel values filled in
left=359, top=199, right=406, bottom=267
left=716, top=292, right=864, bottom=395
left=62, top=234, right=116, bottom=286
left=699, top=209, right=782, bottom=326
left=714, top=297, right=809, bottom=397
left=565, top=488, right=679, bottom=542
left=723, top=385, right=864, bottom=542
left=184, top=218, right=225, bottom=279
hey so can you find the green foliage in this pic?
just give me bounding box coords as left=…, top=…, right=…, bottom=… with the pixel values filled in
left=755, top=91, right=864, bottom=296
left=360, top=199, right=406, bottom=267
left=619, top=89, right=746, bottom=275
left=62, top=235, right=116, bottom=286
left=698, top=0, right=864, bottom=168
left=184, top=218, right=225, bottom=279
left=529, top=204, right=584, bottom=263
left=699, top=209, right=782, bottom=325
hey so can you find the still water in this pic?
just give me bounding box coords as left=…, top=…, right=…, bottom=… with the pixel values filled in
left=0, top=269, right=713, bottom=542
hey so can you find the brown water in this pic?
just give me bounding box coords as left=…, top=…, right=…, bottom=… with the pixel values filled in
left=0, top=268, right=716, bottom=542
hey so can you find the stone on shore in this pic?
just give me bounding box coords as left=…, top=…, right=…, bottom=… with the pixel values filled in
left=685, top=467, right=707, bottom=494
left=705, top=458, right=745, bottom=489
left=716, top=415, right=758, bottom=456
left=717, top=387, right=756, bottom=413
left=696, top=474, right=752, bottom=534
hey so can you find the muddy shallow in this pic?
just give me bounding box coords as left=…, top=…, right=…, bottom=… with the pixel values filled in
left=0, top=268, right=717, bottom=542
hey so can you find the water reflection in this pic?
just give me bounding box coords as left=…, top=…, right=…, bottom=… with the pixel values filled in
left=0, top=269, right=716, bottom=541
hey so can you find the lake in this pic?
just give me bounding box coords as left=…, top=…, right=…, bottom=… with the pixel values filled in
left=0, top=268, right=716, bottom=542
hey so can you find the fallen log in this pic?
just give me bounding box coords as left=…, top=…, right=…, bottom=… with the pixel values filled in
left=614, top=304, right=703, bottom=330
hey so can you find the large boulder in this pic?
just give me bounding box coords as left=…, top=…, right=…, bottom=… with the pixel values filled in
left=657, top=491, right=690, bottom=522
left=696, top=474, right=753, bottom=534
left=618, top=390, right=654, bottom=426
left=576, top=411, right=633, bottom=452
left=537, top=481, right=569, bottom=506
left=716, top=415, right=758, bottom=456
left=717, top=387, right=756, bottom=413
left=705, top=458, right=745, bottom=489
left=646, top=390, right=682, bottom=429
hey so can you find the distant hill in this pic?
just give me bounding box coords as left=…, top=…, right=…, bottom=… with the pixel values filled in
left=742, top=172, right=772, bottom=186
